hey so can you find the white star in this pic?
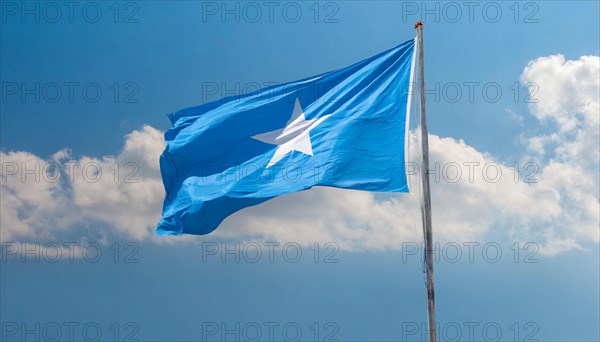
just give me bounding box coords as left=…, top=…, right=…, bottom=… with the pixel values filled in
left=252, top=98, right=331, bottom=168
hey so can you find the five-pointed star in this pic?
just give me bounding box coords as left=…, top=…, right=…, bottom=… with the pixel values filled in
left=252, top=98, right=332, bottom=168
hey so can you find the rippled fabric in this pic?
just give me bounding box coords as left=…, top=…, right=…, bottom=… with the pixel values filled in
left=156, top=38, right=416, bottom=236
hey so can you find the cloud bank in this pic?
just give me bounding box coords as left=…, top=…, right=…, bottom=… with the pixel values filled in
left=1, top=54, right=598, bottom=255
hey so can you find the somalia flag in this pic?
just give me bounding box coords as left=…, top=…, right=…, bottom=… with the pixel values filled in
left=156, top=38, right=417, bottom=236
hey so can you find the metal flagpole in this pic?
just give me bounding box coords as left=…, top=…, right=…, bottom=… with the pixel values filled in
left=414, top=21, right=437, bottom=342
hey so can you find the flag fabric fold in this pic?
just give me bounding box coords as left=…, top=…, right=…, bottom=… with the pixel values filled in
left=157, top=38, right=416, bottom=236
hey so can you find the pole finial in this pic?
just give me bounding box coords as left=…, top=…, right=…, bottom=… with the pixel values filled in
left=414, top=21, right=423, bottom=29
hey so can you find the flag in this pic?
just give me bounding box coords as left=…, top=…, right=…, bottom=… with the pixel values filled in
left=156, top=38, right=416, bottom=236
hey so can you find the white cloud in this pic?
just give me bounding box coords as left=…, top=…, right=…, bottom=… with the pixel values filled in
left=1, top=149, right=77, bottom=242
left=68, top=125, right=165, bottom=240
left=506, top=108, right=524, bottom=126
left=1, top=54, right=598, bottom=256
left=1, top=125, right=164, bottom=243
left=519, top=54, right=600, bottom=253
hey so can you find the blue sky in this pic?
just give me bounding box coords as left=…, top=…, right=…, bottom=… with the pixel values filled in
left=1, top=1, right=599, bottom=341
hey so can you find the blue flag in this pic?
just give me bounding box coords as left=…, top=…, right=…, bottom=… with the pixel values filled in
left=157, top=38, right=416, bottom=236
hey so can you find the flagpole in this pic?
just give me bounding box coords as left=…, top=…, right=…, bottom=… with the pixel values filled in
left=415, top=21, right=437, bottom=342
